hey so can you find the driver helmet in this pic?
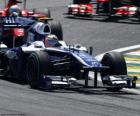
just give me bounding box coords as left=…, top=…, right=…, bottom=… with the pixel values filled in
left=44, top=34, right=61, bottom=47
left=9, top=5, right=21, bottom=16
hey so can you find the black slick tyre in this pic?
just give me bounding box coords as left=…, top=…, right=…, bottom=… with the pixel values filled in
left=48, top=20, right=63, bottom=40
left=101, top=52, right=127, bottom=91
left=26, top=51, right=51, bottom=89
left=136, top=7, right=140, bottom=22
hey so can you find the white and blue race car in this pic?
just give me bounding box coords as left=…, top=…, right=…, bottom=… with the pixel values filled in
left=0, top=16, right=137, bottom=91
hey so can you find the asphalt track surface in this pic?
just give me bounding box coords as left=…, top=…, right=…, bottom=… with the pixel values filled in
left=0, top=0, right=140, bottom=116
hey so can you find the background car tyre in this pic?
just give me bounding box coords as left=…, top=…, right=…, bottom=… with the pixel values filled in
left=26, top=51, right=52, bottom=89
left=48, top=20, right=63, bottom=40
left=136, top=7, right=140, bottom=22
left=101, top=52, right=127, bottom=91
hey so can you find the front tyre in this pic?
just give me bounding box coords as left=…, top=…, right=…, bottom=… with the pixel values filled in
left=26, top=51, right=51, bottom=89
left=101, top=52, right=127, bottom=91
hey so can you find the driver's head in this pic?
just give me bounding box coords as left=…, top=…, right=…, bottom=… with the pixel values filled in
left=9, top=5, right=21, bottom=16
left=44, top=34, right=61, bottom=47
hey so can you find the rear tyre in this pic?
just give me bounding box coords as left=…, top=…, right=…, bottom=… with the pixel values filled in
left=136, top=7, right=140, bottom=22
left=101, top=52, right=127, bottom=91
left=26, top=51, right=51, bottom=89
left=48, top=20, right=63, bottom=40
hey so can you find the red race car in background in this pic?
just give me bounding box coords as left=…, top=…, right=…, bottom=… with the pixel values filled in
left=96, top=0, right=140, bottom=20
left=0, top=0, right=51, bottom=17
left=0, top=0, right=63, bottom=48
left=68, top=0, right=93, bottom=17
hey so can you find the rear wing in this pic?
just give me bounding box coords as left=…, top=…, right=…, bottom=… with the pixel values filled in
left=0, top=16, right=35, bottom=28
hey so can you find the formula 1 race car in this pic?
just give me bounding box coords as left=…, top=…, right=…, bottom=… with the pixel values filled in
left=67, top=0, right=93, bottom=17
left=0, top=16, right=137, bottom=91
left=0, top=0, right=63, bottom=47
left=0, top=0, right=51, bottom=17
left=96, top=0, right=140, bottom=21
